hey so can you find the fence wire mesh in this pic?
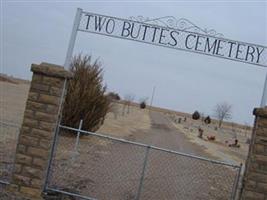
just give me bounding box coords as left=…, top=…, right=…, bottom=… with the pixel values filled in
left=140, top=148, right=238, bottom=200
left=0, top=122, right=20, bottom=184
left=46, top=125, right=241, bottom=200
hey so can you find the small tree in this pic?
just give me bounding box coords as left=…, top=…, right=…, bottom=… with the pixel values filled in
left=62, top=55, right=110, bottom=132
left=109, top=103, right=119, bottom=119
left=244, top=122, right=251, bottom=138
left=123, top=94, right=135, bottom=114
left=213, top=102, right=232, bottom=128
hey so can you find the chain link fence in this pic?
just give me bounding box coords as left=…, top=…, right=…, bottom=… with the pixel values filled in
left=0, top=121, right=20, bottom=185
left=45, top=124, right=242, bottom=200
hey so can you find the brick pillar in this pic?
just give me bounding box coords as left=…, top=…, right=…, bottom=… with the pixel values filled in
left=9, top=63, right=72, bottom=199
left=241, top=107, right=267, bottom=200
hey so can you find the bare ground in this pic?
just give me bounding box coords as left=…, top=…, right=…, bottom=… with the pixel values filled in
left=0, top=81, right=29, bottom=182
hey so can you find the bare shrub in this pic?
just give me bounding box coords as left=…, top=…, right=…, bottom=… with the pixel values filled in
left=109, top=103, right=119, bottom=119
left=122, top=94, right=135, bottom=115
left=213, top=102, right=232, bottom=128
left=62, top=55, right=110, bottom=132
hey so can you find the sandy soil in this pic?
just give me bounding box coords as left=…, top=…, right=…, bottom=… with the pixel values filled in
left=0, top=81, right=30, bottom=182
left=97, top=103, right=151, bottom=138
left=0, top=81, right=30, bottom=125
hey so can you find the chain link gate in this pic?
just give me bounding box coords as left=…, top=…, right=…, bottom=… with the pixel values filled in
left=44, top=123, right=242, bottom=200
left=0, top=121, right=21, bottom=193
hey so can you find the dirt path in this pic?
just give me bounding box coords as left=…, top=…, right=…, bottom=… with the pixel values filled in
left=129, top=111, right=215, bottom=159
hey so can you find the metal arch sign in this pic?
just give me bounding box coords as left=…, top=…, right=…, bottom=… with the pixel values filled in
left=65, top=8, right=266, bottom=68
left=81, top=13, right=266, bottom=67
left=63, top=8, right=267, bottom=106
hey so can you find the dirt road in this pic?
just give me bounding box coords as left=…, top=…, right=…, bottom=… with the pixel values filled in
left=130, top=111, right=213, bottom=158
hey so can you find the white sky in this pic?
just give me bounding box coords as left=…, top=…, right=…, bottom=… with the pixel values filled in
left=1, top=0, right=267, bottom=124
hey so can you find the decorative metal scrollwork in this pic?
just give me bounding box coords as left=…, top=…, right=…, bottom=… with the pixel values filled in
left=129, top=16, right=224, bottom=37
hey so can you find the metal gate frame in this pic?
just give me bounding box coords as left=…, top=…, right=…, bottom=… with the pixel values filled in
left=43, top=122, right=243, bottom=200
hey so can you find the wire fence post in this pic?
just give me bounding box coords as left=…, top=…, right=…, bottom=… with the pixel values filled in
left=260, top=72, right=267, bottom=107
left=46, top=124, right=243, bottom=199
left=74, top=119, right=83, bottom=153
left=136, top=145, right=150, bottom=200
left=43, top=79, right=67, bottom=191
left=231, top=163, right=243, bottom=200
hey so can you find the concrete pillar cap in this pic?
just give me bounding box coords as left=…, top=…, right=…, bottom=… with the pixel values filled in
left=253, top=107, right=267, bottom=117
left=31, top=62, right=73, bottom=79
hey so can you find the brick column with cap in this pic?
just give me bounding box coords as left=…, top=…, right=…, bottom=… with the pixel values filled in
left=9, top=63, right=72, bottom=199
left=241, top=107, right=267, bottom=200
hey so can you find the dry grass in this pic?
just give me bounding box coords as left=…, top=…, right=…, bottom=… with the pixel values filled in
left=0, top=78, right=249, bottom=167
left=0, top=79, right=29, bottom=182
left=0, top=80, right=30, bottom=125
left=166, top=113, right=250, bottom=165
left=97, top=103, right=151, bottom=138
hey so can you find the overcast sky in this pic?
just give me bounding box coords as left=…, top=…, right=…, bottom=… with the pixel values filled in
left=1, top=0, right=267, bottom=125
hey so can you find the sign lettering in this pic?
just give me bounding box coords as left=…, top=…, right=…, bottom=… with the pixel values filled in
left=78, top=12, right=267, bottom=67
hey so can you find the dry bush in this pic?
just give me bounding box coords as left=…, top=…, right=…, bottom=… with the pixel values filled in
left=213, top=102, right=232, bottom=128
left=107, top=92, right=121, bottom=101
left=140, top=101, right=146, bottom=109
left=109, top=103, right=119, bottom=119
left=62, top=55, right=110, bottom=132
left=125, top=94, right=135, bottom=114
left=192, top=111, right=200, bottom=120
left=139, top=97, right=148, bottom=109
